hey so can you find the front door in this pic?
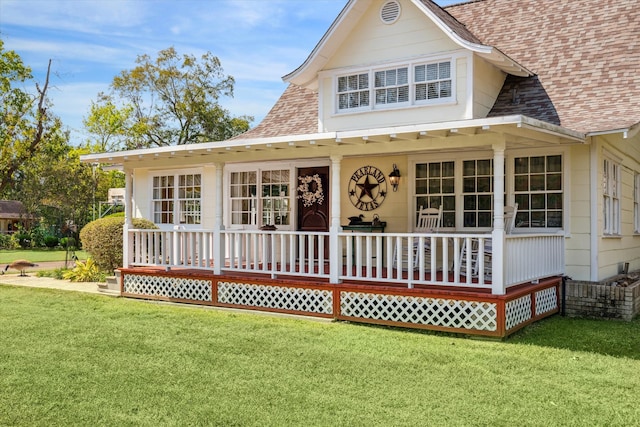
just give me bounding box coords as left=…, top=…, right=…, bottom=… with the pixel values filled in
left=296, top=166, right=330, bottom=259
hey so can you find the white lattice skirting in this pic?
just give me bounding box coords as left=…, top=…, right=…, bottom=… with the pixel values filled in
left=535, top=287, right=558, bottom=315
left=217, top=282, right=334, bottom=315
left=505, top=294, right=532, bottom=330
left=340, top=291, right=497, bottom=331
left=123, top=274, right=212, bottom=302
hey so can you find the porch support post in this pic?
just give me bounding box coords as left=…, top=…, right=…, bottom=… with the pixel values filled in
left=330, top=155, right=343, bottom=284
left=122, top=168, right=133, bottom=268
left=213, top=162, right=225, bottom=275
left=491, top=141, right=506, bottom=295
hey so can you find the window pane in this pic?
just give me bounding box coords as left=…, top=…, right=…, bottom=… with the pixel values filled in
left=547, top=155, right=562, bottom=172
left=531, top=175, right=545, bottom=191
left=442, top=161, right=454, bottom=176
left=478, top=194, right=492, bottom=210
left=397, top=67, right=408, bottom=85
left=530, top=156, right=545, bottom=173
left=547, top=193, right=563, bottom=209
left=386, top=69, right=396, bottom=86
left=514, top=157, right=528, bottom=174
left=477, top=177, right=491, bottom=192
left=463, top=160, right=475, bottom=176
left=415, top=83, right=426, bottom=100
left=398, top=86, right=409, bottom=102
left=416, top=163, right=428, bottom=178
left=428, top=178, right=441, bottom=193
left=427, top=82, right=438, bottom=99
left=477, top=160, right=492, bottom=175
left=359, top=73, right=368, bottom=89
left=375, top=71, right=385, bottom=88
left=531, top=194, right=546, bottom=209
left=338, top=76, right=347, bottom=92
left=442, top=178, right=454, bottom=193
left=547, top=173, right=561, bottom=190
left=427, top=63, right=438, bottom=80
left=515, top=175, right=528, bottom=192
left=463, top=177, right=475, bottom=192
left=440, top=80, right=451, bottom=98
left=464, top=195, right=476, bottom=210
left=348, top=75, right=358, bottom=91
left=439, top=61, right=451, bottom=79
left=415, top=65, right=425, bottom=82
left=478, top=212, right=492, bottom=227
left=429, top=163, right=441, bottom=177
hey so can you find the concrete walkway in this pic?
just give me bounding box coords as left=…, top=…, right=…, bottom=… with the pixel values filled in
left=0, top=273, right=111, bottom=295
left=0, top=261, right=116, bottom=295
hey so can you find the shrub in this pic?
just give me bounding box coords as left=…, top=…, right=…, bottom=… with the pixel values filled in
left=0, top=233, right=16, bottom=250
left=43, top=235, right=59, bottom=248
left=80, top=217, right=157, bottom=271
left=63, top=258, right=104, bottom=282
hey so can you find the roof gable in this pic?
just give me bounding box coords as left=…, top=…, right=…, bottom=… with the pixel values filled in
left=284, top=0, right=530, bottom=90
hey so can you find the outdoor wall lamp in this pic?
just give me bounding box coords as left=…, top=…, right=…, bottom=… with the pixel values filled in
left=388, top=164, right=401, bottom=192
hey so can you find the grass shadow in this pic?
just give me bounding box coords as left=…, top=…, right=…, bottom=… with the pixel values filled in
left=508, top=314, right=640, bottom=360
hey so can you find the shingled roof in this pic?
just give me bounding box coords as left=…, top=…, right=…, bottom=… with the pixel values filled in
left=235, top=0, right=639, bottom=140
left=0, top=200, right=26, bottom=219
left=448, top=0, right=640, bottom=133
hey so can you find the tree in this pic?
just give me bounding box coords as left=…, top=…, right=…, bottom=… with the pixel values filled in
left=85, top=47, right=252, bottom=150
left=0, top=39, right=56, bottom=195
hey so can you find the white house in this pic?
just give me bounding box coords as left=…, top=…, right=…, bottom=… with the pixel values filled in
left=81, top=0, right=640, bottom=337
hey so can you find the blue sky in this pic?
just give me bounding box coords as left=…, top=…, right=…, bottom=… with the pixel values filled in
left=1, top=0, right=460, bottom=146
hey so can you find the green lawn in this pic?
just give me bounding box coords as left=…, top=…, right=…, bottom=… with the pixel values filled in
left=0, top=249, right=88, bottom=263
left=0, top=285, right=638, bottom=427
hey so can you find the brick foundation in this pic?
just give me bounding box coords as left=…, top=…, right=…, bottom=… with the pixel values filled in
left=564, top=274, right=640, bottom=321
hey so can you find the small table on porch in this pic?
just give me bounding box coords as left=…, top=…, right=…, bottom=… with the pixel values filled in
left=342, top=222, right=387, bottom=264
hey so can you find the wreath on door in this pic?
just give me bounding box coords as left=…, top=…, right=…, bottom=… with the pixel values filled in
left=297, top=174, right=324, bottom=207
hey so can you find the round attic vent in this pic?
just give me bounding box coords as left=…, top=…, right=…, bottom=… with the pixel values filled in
left=380, top=0, right=401, bottom=24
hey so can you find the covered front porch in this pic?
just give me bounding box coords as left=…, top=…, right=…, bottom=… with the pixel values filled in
left=118, top=227, right=563, bottom=337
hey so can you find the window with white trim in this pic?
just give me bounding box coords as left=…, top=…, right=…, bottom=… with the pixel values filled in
left=603, top=157, right=621, bottom=235
left=336, top=59, right=453, bottom=112
left=635, top=172, right=640, bottom=233
left=514, top=155, right=562, bottom=229
left=230, top=169, right=291, bottom=227
left=152, top=173, right=201, bottom=225
left=414, top=161, right=455, bottom=228
left=414, top=61, right=451, bottom=101
left=375, top=67, right=409, bottom=105
left=463, top=159, right=493, bottom=228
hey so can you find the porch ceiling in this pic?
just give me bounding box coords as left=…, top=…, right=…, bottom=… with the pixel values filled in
left=80, top=115, right=586, bottom=167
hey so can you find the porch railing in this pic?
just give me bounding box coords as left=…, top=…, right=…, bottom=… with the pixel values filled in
left=128, top=228, right=565, bottom=292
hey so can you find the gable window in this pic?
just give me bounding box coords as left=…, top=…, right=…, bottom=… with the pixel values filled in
left=635, top=172, right=640, bottom=234
left=415, top=61, right=451, bottom=101
left=603, top=156, right=621, bottom=235
left=152, top=172, right=201, bottom=225
left=375, top=67, right=409, bottom=105
left=338, top=73, right=369, bottom=110
left=230, top=169, right=290, bottom=227
left=514, top=155, right=562, bottom=229
left=335, top=58, right=453, bottom=113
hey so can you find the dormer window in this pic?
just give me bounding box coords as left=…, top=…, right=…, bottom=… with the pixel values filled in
left=375, top=67, right=409, bottom=105
left=335, top=58, right=454, bottom=113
